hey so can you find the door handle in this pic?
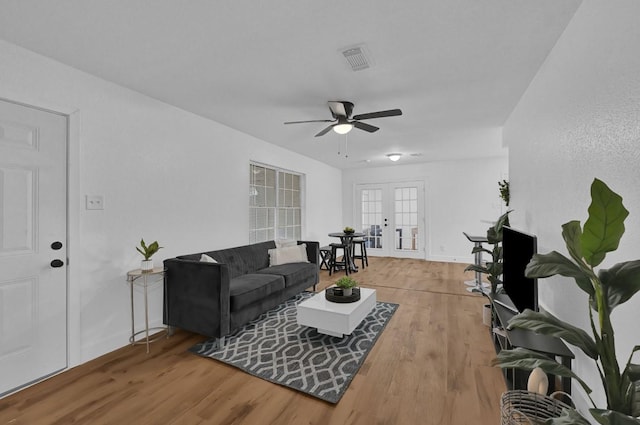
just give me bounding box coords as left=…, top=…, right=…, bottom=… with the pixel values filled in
left=51, top=241, right=63, bottom=250
left=51, top=259, right=64, bottom=268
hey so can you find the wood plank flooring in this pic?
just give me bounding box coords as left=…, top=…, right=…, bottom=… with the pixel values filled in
left=0, top=258, right=506, bottom=425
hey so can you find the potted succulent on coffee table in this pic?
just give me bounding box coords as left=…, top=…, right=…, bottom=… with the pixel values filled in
left=335, top=276, right=358, bottom=296
left=136, top=238, right=163, bottom=272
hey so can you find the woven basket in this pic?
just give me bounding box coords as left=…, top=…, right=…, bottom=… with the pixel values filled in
left=500, top=390, right=572, bottom=425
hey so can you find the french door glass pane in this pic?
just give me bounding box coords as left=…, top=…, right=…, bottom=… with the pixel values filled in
left=361, top=189, right=383, bottom=249
left=394, top=187, right=418, bottom=251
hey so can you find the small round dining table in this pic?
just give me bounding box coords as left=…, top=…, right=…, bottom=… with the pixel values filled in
left=328, top=232, right=366, bottom=272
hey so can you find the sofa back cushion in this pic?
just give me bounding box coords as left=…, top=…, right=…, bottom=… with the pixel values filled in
left=178, top=241, right=275, bottom=279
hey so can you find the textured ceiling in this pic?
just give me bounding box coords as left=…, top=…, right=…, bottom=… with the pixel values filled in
left=0, top=0, right=582, bottom=169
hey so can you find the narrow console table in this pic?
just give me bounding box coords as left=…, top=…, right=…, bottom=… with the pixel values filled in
left=489, top=293, right=574, bottom=394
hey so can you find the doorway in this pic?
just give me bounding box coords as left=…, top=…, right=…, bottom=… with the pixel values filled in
left=355, top=181, right=425, bottom=259
left=0, top=99, right=68, bottom=396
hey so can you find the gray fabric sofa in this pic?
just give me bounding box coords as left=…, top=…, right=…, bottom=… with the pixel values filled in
left=163, top=240, right=319, bottom=345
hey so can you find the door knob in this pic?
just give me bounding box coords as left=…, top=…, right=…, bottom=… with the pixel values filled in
left=51, top=241, right=63, bottom=250
left=51, top=259, right=64, bottom=268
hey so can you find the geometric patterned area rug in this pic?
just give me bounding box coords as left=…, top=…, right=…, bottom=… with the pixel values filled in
left=189, top=291, right=399, bottom=403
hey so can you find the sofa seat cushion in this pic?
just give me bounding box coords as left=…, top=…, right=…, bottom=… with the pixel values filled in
left=230, top=273, right=285, bottom=312
left=257, top=262, right=317, bottom=288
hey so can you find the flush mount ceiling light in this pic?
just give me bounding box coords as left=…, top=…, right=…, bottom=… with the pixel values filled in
left=333, top=122, right=353, bottom=134
left=386, top=153, right=402, bottom=162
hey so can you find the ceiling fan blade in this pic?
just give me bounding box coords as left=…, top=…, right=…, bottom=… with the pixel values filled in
left=352, top=109, right=402, bottom=121
left=328, top=101, right=354, bottom=118
left=314, top=124, right=335, bottom=137
left=353, top=121, right=379, bottom=133
left=284, top=119, right=334, bottom=125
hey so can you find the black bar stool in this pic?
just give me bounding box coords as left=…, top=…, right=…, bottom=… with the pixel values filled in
left=319, top=246, right=332, bottom=271
left=351, top=238, right=368, bottom=269
left=329, top=243, right=351, bottom=276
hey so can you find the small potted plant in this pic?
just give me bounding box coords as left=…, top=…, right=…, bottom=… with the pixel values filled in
left=136, top=238, right=163, bottom=272
left=343, top=226, right=355, bottom=235
left=335, top=276, right=358, bottom=296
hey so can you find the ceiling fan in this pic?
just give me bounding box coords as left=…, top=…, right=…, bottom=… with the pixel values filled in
left=284, top=101, right=402, bottom=137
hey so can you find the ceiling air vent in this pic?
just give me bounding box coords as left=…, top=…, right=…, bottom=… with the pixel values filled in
left=340, top=45, right=373, bottom=71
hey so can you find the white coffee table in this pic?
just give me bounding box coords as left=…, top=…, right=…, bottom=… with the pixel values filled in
left=296, top=287, right=377, bottom=337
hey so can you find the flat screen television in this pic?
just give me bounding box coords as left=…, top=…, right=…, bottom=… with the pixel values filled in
left=502, top=226, right=538, bottom=312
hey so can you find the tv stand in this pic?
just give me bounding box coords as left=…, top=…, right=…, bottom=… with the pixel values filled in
left=489, top=292, right=574, bottom=394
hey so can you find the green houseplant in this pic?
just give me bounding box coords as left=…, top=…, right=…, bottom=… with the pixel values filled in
left=494, top=179, right=640, bottom=424
left=499, top=179, right=510, bottom=206
left=465, top=210, right=512, bottom=294
left=335, top=276, right=358, bottom=296
left=136, top=238, right=163, bottom=272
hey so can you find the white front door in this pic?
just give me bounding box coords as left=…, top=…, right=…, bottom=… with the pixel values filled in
left=355, top=181, right=425, bottom=259
left=0, top=99, right=68, bottom=396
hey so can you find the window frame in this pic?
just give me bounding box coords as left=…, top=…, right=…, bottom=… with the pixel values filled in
left=249, top=162, right=304, bottom=244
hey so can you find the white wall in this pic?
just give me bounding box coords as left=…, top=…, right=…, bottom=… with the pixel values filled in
left=504, top=0, right=640, bottom=417
left=342, top=156, right=508, bottom=262
left=0, top=39, right=342, bottom=365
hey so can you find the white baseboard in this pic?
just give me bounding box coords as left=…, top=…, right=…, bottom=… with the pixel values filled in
left=80, top=319, right=165, bottom=364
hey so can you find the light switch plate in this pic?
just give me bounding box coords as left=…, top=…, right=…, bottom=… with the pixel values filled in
left=86, top=195, right=104, bottom=210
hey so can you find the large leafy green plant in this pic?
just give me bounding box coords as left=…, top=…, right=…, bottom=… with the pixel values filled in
left=465, top=210, right=511, bottom=294
left=494, top=179, right=640, bottom=424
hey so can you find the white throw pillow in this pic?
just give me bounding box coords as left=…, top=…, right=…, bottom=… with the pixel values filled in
left=275, top=238, right=298, bottom=249
left=269, top=243, right=308, bottom=266
left=200, top=253, right=218, bottom=263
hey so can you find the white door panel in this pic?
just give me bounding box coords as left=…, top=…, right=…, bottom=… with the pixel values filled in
left=0, top=100, right=67, bottom=396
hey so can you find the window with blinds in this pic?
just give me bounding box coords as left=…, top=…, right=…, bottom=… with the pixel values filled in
left=249, top=163, right=302, bottom=243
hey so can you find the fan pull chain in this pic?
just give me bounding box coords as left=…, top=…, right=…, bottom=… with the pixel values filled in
left=344, top=133, right=349, bottom=158
left=337, top=138, right=340, bottom=156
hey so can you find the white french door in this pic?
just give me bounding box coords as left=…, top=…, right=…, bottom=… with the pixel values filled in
left=0, top=99, right=68, bottom=396
left=355, top=181, right=425, bottom=259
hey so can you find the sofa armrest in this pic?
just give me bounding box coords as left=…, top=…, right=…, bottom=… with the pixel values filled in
left=163, top=258, right=231, bottom=338
left=298, top=240, right=319, bottom=266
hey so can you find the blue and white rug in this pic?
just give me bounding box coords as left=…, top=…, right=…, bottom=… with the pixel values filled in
left=190, top=291, right=398, bottom=403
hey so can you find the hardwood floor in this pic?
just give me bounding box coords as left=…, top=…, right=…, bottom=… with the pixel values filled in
left=0, top=258, right=506, bottom=425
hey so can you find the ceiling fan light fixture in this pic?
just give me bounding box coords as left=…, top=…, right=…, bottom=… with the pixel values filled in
left=333, top=123, right=353, bottom=134
left=387, top=153, right=402, bottom=162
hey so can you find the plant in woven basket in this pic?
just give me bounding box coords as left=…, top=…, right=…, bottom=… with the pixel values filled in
left=494, top=179, right=640, bottom=424
left=464, top=210, right=512, bottom=294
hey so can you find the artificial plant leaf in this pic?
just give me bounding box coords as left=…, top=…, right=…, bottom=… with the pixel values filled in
left=508, top=309, right=598, bottom=359
left=464, top=264, right=490, bottom=275
left=598, top=261, right=640, bottom=311
left=624, top=346, right=640, bottom=382
left=582, top=178, right=629, bottom=268
left=494, top=347, right=592, bottom=394
left=471, top=246, right=493, bottom=256
left=487, top=226, right=499, bottom=245
left=526, top=251, right=595, bottom=297
left=590, top=409, right=640, bottom=425
left=140, top=238, right=147, bottom=250
left=562, top=220, right=584, bottom=265
left=546, top=408, right=592, bottom=425
left=487, top=262, right=503, bottom=276
left=625, top=363, right=640, bottom=382
left=487, top=210, right=512, bottom=244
